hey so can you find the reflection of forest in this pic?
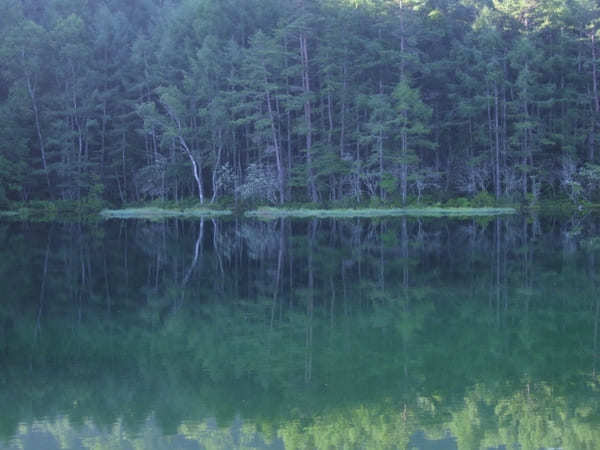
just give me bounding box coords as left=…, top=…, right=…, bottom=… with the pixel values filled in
left=0, top=216, right=599, bottom=449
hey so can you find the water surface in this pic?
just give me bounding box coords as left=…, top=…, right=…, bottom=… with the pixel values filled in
left=0, top=215, right=599, bottom=449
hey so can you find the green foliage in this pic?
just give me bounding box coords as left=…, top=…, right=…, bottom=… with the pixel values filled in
left=82, top=179, right=106, bottom=212
left=444, top=192, right=496, bottom=208
left=100, top=207, right=232, bottom=219
left=245, top=206, right=516, bottom=218
left=237, top=163, right=279, bottom=204
left=379, top=173, right=397, bottom=195
left=445, top=197, right=470, bottom=208
left=1, top=0, right=600, bottom=208
left=471, top=191, right=496, bottom=207
left=577, top=164, right=600, bottom=201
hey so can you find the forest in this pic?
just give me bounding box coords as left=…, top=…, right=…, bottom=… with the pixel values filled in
left=2, top=0, right=600, bottom=209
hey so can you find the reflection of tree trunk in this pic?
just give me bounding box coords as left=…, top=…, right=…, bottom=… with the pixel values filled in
left=591, top=239, right=599, bottom=376
left=495, top=218, right=501, bottom=326
left=402, top=218, right=409, bottom=379
left=288, top=219, right=294, bottom=309
left=154, top=225, right=162, bottom=291
left=400, top=118, right=408, bottom=205
left=341, top=258, right=348, bottom=317
left=330, top=276, right=335, bottom=330
left=379, top=222, right=385, bottom=290
left=503, top=220, right=508, bottom=313
left=402, top=218, right=408, bottom=291
left=378, top=83, right=385, bottom=201
left=178, top=220, right=204, bottom=312
left=271, top=219, right=284, bottom=329
left=35, top=235, right=51, bottom=340
left=235, top=218, right=241, bottom=297
left=212, top=219, right=224, bottom=292
left=355, top=110, right=361, bottom=202
left=522, top=218, right=529, bottom=326
left=78, top=244, right=85, bottom=325
left=184, top=220, right=204, bottom=284
left=103, top=248, right=111, bottom=315
left=357, top=220, right=363, bottom=307
left=594, top=298, right=599, bottom=377
left=305, top=219, right=316, bottom=383
left=122, top=221, right=129, bottom=302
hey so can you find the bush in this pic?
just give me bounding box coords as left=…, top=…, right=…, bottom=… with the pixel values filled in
left=471, top=191, right=495, bottom=207
left=445, top=197, right=469, bottom=208
left=237, top=163, right=278, bottom=204
left=329, top=197, right=360, bottom=209
left=368, top=197, right=385, bottom=208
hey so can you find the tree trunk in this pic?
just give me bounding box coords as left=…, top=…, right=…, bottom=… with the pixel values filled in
left=265, top=86, right=285, bottom=204
left=25, top=73, right=51, bottom=192
left=401, top=120, right=408, bottom=205
left=592, top=32, right=599, bottom=162
left=211, top=129, right=223, bottom=203
left=494, top=81, right=501, bottom=200
left=179, top=136, right=204, bottom=203
left=300, top=34, right=318, bottom=202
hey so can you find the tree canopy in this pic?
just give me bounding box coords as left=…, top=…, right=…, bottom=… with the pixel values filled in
left=1, top=0, right=600, bottom=206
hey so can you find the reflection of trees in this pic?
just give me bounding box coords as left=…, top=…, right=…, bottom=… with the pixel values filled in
left=0, top=216, right=599, bottom=448
left=3, top=298, right=600, bottom=449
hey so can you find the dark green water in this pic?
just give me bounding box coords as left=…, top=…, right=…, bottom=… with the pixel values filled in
left=0, top=215, right=599, bottom=449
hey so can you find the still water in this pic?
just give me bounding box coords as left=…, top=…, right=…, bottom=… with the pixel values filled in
left=0, top=215, right=599, bottom=449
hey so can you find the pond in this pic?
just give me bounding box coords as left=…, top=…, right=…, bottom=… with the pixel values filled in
left=0, top=215, right=599, bottom=449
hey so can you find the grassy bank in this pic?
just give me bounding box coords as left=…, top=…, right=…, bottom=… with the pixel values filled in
left=0, top=200, right=103, bottom=222
left=246, top=206, right=518, bottom=219
left=526, top=200, right=600, bottom=215
left=3, top=197, right=600, bottom=222
left=100, top=207, right=232, bottom=219
left=0, top=211, right=19, bottom=218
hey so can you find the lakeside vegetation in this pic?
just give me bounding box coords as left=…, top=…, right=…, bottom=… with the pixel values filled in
left=246, top=206, right=517, bottom=218
left=4, top=197, right=600, bottom=221
left=100, top=207, right=232, bottom=219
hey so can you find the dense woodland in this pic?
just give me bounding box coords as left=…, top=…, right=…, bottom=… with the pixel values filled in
left=2, top=0, right=600, bottom=207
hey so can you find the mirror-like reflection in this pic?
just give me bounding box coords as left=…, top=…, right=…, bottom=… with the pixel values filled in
left=0, top=215, right=599, bottom=449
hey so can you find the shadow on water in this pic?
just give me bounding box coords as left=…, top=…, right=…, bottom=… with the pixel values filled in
left=0, top=214, right=599, bottom=449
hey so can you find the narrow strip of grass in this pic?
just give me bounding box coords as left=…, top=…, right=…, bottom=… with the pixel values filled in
left=246, top=206, right=518, bottom=219
left=100, top=207, right=232, bottom=219
left=0, top=209, right=101, bottom=222
left=526, top=201, right=600, bottom=215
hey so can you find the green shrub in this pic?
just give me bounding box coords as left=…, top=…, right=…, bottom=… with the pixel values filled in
left=471, top=191, right=495, bottom=207
left=368, top=197, right=385, bottom=208
left=329, top=197, right=358, bottom=209
left=445, top=197, right=469, bottom=208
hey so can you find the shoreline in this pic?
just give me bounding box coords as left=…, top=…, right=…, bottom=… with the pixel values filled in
left=2, top=201, right=600, bottom=221
left=245, top=206, right=518, bottom=219
left=99, top=207, right=233, bottom=219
